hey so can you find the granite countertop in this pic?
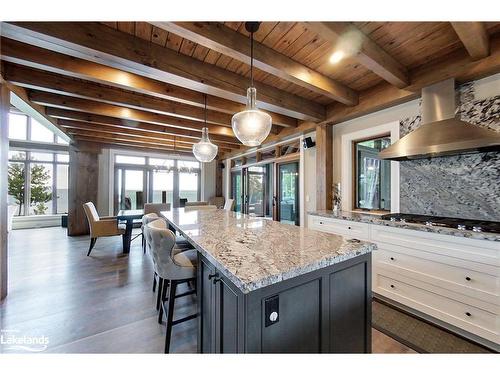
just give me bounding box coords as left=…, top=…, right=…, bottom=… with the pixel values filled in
left=309, top=210, right=500, bottom=242
left=161, top=208, right=375, bottom=293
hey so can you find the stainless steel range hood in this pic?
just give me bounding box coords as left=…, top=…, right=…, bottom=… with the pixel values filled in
left=378, top=78, right=500, bottom=161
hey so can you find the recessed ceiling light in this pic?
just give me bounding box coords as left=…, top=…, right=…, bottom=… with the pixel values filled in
left=329, top=51, right=345, bottom=64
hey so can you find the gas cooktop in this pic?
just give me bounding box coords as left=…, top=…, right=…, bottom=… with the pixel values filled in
left=379, top=213, right=500, bottom=234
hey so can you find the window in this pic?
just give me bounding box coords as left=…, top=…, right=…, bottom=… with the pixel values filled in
left=7, top=111, right=70, bottom=217
left=114, top=155, right=200, bottom=212
left=116, top=155, right=146, bottom=165
left=31, top=119, right=55, bottom=143
left=8, top=113, right=27, bottom=140
left=354, top=136, right=391, bottom=211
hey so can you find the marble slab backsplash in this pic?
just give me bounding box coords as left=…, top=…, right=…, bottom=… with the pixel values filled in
left=399, top=82, right=500, bottom=222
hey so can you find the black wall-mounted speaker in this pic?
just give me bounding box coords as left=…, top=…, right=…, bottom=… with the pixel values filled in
left=303, top=137, right=316, bottom=149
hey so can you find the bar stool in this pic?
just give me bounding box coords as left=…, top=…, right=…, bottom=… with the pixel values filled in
left=145, top=218, right=191, bottom=308
left=145, top=221, right=198, bottom=353
left=142, top=213, right=160, bottom=254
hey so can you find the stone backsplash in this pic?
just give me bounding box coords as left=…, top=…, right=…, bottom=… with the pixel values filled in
left=399, top=82, right=500, bottom=221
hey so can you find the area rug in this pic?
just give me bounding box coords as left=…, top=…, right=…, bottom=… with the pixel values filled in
left=372, top=299, right=494, bottom=353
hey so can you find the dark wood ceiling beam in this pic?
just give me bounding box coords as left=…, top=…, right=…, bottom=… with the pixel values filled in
left=72, top=136, right=196, bottom=156
left=45, top=107, right=240, bottom=146
left=305, top=22, right=409, bottom=88
left=2, top=22, right=325, bottom=121
left=67, top=129, right=194, bottom=150
left=58, top=119, right=237, bottom=151
left=451, top=22, right=490, bottom=60
left=28, top=90, right=262, bottom=138
left=2, top=62, right=234, bottom=127
left=0, top=37, right=297, bottom=128
left=154, top=22, right=358, bottom=105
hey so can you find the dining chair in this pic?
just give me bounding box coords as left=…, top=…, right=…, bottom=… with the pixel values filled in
left=184, top=201, right=209, bottom=207
left=184, top=205, right=218, bottom=211
left=208, top=196, right=225, bottom=208
left=83, top=202, right=125, bottom=256
left=144, top=203, right=171, bottom=215
left=223, top=198, right=235, bottom=211
left=144, top=220, right=198, bottom=353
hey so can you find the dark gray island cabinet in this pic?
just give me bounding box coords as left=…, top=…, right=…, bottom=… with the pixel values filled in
left=161, top=208, right=375, bottom=353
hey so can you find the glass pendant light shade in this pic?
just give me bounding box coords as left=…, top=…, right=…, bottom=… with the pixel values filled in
left=231, top=87, right=272, bottom=146
left=193, top=127, right=218, bottom=162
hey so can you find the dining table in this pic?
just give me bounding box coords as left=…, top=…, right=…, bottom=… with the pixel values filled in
left=116, top=209, right=144, bottom=253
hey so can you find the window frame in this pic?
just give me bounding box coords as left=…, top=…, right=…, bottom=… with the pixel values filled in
left=8, top=149, right=70, bottom=216
left=113, top=155, right=201, bottom=213
left=352, top=134, right=391, bottom=213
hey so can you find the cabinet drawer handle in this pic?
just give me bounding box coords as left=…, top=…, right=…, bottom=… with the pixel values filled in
left=465, top=312, right=472, bottom=317
left=319, top=221, right=323, bottom=225
left=348, top=226, right=352, bottom=230
left=465, top=276, right=471, bottom=281
left=208, top=272, right=219, bottom=280
left=390, top=257, right=395, bottom=261
left=390, top=284, right=395, bottom=289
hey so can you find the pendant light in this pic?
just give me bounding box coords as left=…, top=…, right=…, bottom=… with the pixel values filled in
left=231, top=22, right=272, bottom=146
left=192, top=94, right=218, bottom=162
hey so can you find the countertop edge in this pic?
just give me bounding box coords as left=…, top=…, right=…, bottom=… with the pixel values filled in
left=308, top=211, right=500, bottom=242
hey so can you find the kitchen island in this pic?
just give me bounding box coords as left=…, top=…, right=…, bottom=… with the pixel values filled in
left=161, top=208, right=376, bottom=353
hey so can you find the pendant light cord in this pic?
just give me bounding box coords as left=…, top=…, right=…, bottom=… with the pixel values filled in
left=204, top=93, right=207, bottom=125
left=250, top=30, right=254, bottom=88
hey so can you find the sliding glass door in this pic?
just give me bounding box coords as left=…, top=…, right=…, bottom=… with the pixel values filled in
left=276, top=162, right=299, bottom=226
left=231, top=171, right=243, bottom=213
left=116, top=168, right=146, bottom=210
left=113, top=155, right=200, bottom=213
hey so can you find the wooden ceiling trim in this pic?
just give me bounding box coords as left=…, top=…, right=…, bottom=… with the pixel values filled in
left=305, top=22, right=409, bottom=88
left=28, top=90, right=247, bottom=137
left=451, top=22, right=490, bottom=60
left=0, top=38, right=298, bottom=128
left=58, top=119, right=237, bottom=151
left=3, top=22, right=325, bottom=121
left=46, top=107, right=240, bottom=145
left=3, top=62, right=235, bottom=127
left=153, top=22, right=358, bottom=105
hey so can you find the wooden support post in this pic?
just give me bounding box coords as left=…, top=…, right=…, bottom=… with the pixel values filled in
left=0, top=83, right=10, bottom=299
left=255, top=151, right=262, bottom=162
left=275, top=145, right=281, bottom=158
left=316, top=124, right=333, bottom=210
left=215, top=160, right=223, bottom=197
left=67, top=141, right=101, bottom=236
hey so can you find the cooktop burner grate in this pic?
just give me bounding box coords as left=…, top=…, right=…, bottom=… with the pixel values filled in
left=380, top=213, right=500, bottom=234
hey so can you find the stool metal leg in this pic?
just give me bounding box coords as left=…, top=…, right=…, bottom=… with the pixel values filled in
left=156, top=277, right=164, bottom=311
left=164, top=280, right=177, bottom=353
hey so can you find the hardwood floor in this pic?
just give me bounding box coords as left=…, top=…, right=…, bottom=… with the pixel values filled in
left=1, top=227, right=415, bottom=354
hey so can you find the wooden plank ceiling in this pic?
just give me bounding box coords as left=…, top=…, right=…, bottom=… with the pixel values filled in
left=1, top=21, right=500, bottom=157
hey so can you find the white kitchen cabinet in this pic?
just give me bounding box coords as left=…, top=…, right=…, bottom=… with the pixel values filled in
left=308, top=215, right=370, bottom=241
left=308, top=214, right=500, bottom=347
